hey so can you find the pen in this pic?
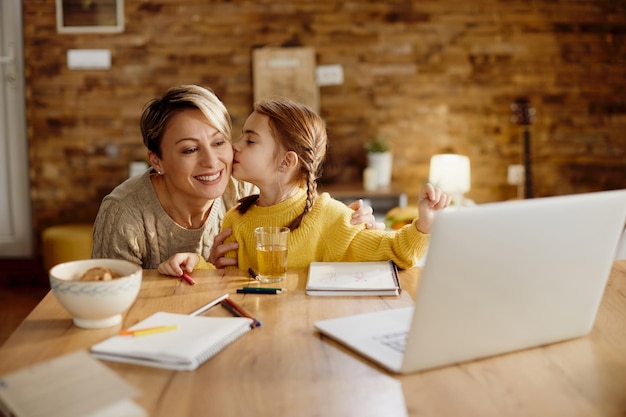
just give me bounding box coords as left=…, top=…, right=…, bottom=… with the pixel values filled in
left=190, top=293, right=229, bottom=316
left=119, top=324, right=178, bottom=337
left=221, top=298, right=262, bottom=328
left=237, top=287, right=285, bottom=294
left=181, top=272, right=196, bottom=285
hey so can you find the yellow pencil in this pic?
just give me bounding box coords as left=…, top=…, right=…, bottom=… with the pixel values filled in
left=119, top=324, right=178, bottom=337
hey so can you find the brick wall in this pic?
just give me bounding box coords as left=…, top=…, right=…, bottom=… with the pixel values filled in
left=23, top=0, right=626, bottom=254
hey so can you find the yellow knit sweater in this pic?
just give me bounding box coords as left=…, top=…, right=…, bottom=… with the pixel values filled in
left=220, top=188, right=429, bottom=270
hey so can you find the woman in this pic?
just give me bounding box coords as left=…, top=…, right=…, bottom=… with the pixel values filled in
left=92, top=85, right=379, bottom=270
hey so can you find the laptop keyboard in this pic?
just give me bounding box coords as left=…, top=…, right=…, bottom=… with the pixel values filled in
left=374, top=331, right=408, bottom=352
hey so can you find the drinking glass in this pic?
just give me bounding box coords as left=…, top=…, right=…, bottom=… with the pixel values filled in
left=254, top=226, right=289, bottom=283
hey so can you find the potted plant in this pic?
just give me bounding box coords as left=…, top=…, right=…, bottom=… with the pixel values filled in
left=365, top=138, right=390, bottom=154
left=365, top=139, right=393, bottom=188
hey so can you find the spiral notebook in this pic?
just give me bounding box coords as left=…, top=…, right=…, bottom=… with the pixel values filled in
left=91, top=312, right=253, bottom=371
left=306, top=261, right=401, bottom=296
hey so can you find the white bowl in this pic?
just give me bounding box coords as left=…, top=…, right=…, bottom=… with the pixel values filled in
left=49, top=259, right=142, bottom=329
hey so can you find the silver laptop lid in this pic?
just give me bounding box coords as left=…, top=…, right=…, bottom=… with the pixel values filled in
left=402, top=189, right=626, bottom=373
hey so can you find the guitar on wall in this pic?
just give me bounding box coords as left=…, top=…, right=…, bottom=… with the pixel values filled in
left=511, top=97, right=536, bottom=199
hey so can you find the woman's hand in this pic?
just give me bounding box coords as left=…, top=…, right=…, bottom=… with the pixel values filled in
left=415, top=183, right=451, bottom=234
left=208, top=228, right=239, bottom=269
left=157, top=252, right=199, bottom=277
left=348, top=199, right=385, bottom=230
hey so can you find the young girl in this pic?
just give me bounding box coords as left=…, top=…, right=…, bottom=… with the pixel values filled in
left=223, top=97, right=450, bottom=270
left=159, top=97, right=450, bottom=275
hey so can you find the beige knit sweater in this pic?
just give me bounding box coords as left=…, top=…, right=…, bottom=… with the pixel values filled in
left=92, top=170, right=255, bottom=269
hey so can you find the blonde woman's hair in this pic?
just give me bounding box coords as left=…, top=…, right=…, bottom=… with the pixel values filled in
left=140, top=85, right=232, bottom=158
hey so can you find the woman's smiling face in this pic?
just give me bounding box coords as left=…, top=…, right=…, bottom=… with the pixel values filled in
left=155, top=108, right=233, bottom=201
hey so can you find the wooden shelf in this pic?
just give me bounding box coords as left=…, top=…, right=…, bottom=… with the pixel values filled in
left=318, top=182, right=408, bottom=218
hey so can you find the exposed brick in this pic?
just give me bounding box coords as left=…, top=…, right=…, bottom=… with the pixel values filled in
left=22, top=0, right=626, bottom=254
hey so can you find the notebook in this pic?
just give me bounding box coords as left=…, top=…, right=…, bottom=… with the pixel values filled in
left=314, top=189, right=626, bottom=374
left=306, top=261, right=401, bottom=296
left=91, top=312, right=253, bottom=371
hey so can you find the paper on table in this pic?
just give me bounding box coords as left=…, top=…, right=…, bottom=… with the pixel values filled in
left=0, top=350, right=145, bottom=417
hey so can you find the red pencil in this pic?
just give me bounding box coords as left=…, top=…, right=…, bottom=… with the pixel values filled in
left=181, top=272, right=196, bottom=285
left=221, top=297, right=261, bottom=327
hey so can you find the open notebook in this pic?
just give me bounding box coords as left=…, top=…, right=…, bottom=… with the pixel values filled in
left=315, top=189, right=626, bottom=374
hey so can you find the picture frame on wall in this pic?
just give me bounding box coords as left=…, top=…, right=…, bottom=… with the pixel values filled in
left=56, top=0, right=124, bottom=34
left=252, top=46, right=320, bottom=113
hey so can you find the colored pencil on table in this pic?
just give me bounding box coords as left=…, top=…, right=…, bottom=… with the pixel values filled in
left=220, top=298, right=262, bottom=328
left=119, top=325, right=178, bottom=337
left=237, top=287, right=285, bottom=294
left=181, top=272, right=196, bottom=285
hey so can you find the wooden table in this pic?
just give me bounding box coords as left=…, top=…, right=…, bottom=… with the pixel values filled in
left=1, top=262, right=625, bottom=417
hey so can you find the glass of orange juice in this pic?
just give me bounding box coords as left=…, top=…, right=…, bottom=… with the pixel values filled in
left=253, top=226, right=289, bottom=283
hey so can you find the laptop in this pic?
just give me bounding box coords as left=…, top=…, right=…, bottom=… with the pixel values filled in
left=314, top=189, right=626, bottom=374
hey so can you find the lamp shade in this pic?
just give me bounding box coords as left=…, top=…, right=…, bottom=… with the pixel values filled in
left=429, top=154, right=471, bottom=194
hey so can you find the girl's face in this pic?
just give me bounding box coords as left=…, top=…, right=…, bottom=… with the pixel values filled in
left=232, top=111, right=281, bottom=187
left=150, top=109, right=233, bottom=202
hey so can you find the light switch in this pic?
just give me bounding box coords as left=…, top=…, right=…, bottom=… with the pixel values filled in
left=507, top=164, right=525, bottom=185
left=67, top=49, right=111, bottom=70
left=317, top=65, right=344, bottom=86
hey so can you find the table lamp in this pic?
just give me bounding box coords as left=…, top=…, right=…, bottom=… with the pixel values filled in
left=428, top=154, right=471, bottom=206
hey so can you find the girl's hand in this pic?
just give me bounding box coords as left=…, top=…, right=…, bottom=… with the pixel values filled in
left=348, top=199, right=385, bottom=230
left=415, top=183, right=452, bottom=234
left=157, top=252, right=199, bottom=277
